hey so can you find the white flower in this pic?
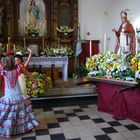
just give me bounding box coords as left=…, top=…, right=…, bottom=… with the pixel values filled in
left=16, top=51, right=22, bottom=55
left=135, top=71, right=140, bottom=79
left=118, top=64, right=127, bottom=71
left=88, top=71, right=99, bottom=76
left=123, top=77, right=134, bottom=81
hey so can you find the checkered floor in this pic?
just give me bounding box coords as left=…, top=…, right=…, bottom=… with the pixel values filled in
left=2, top=101, right=140, bottom=140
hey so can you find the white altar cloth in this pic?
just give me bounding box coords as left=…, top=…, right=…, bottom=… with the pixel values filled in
left=24, top=57, right=68, bottom=81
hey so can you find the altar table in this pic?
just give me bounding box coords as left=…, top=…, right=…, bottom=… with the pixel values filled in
left=24, top=57, right=68, bottom=81
left=88, top=77, right=140, bottom=123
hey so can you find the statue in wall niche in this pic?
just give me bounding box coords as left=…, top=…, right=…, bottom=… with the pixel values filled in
left=27, top=0, right=40, bottom=26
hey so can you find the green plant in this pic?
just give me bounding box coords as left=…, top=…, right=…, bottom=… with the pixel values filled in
left=75, top=65, right=89, bottom=78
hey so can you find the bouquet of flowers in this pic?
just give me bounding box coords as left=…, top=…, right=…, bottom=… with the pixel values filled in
left=25, top=25, right=39, bottom=36
left=26, top=72, right=52, bottom=97
left=86, top=52, right=140, bottom=83
left=56, top=25, right=74, bottom=35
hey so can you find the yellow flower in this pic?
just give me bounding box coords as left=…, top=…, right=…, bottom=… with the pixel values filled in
left=138, top=59, right=140, bottom=72
left=131, top=57, right=137, bottom=64
left=130, top=57, right=137, bottom=72
left=113, top=63, right=119, bottom=69
left=46, top=77, right=52, bottom=88
left=86, top=58, right=94, bottom=68
left=106, top=64, right=112, bottom=71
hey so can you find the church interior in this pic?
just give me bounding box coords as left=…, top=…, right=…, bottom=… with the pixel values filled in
left=0, top=0, right=140, bottom=140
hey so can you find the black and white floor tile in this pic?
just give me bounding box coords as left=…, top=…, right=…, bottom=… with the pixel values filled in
left=1, top=98, right=140, bottom=140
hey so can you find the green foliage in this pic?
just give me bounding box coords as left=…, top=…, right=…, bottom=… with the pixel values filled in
left=75, top=65, right=89, bottom=78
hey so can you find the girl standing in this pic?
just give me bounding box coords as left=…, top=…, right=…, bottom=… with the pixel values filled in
left=0, top=51, right=39, bottom=138
left=15, top=48, right=32, bottom=94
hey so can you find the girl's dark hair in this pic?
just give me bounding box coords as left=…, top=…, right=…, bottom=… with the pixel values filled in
left=14, top=54, right=24, bottom=62
left=4, top=54, right=16, bottom=70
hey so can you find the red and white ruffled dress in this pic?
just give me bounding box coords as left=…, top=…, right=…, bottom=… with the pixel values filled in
left=0, top=66, right=39, bottom=138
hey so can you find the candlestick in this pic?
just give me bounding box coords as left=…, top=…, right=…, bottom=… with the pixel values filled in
left=104, top=33, right=107, bottom=53
left=23, top=38, right=26, bottom=48
left=42, top=38, right=44, bottom=50
left=89, top=40, right=92, bottom=57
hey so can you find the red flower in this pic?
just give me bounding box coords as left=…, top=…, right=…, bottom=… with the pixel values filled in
left=6, top=50, right=15, bottom=55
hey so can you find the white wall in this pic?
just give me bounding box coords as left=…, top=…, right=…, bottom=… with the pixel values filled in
left=78, top=0, right=102, bottom=40
left=79, top=0, right=140, bottom=52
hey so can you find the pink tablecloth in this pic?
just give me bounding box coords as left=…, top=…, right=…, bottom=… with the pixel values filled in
left=97, top=82, right=140, bottom=123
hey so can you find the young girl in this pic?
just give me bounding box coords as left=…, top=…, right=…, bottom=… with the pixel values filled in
left=0, top=51, right=39, bottom=138
left=14, top=48, right=32, bottom=94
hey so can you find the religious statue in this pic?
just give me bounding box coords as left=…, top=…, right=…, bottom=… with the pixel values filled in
left=27, top=0, right=40, bottom=26
left=112, top=10, right=136, bottom=55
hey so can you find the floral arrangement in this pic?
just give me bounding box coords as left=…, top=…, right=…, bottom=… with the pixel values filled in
left=56, top=25, right=74, bottom=34
left=40, top=43, right=73, bottom=57
left=25, top=25, right=39, bottom=36
left=86, top=52, right=140, bottom=83
left=26, top=72, right=52, bottom=97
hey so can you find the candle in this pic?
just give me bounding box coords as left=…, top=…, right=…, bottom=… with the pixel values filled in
left=7, top=44, right=9, bottom=51
left=89, top=40, right=92, bottom=57
left=43, top=20, right=47, bottom=35
left=136, top=35, right=138, bottom=56
left=8, top=37, right=10, bottom=46
left=39, top=22, right=42, bottom=36
left=23, top=38, right=26, bottom=48
left=58, top=38, right=60, bottom=44
left=104, top=33, right=107, bottom=53
left=42, top=38, right=44, bottom=50
left=13, top=44, right=16, bottom=51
